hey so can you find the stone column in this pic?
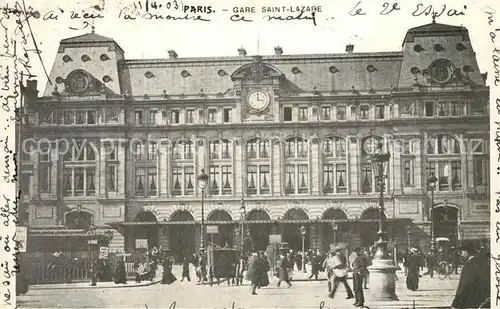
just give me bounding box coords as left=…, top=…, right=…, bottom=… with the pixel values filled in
left=49, top=145, right=58, bottom=199
left=159, top=141, right=168, bottom=196
left=310, top=138, right=319, bottom=195
left=272, top=140, right=282, bottom=196
left=98, top=141, right=107, bottom=197
left=348, top=137, right=359, bottom=194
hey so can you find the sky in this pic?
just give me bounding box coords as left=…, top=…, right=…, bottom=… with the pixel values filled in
left=12, top=0, right=498, bottom=92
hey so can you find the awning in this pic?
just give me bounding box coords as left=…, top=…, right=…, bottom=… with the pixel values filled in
left=29, top=229, right=114, bottom=237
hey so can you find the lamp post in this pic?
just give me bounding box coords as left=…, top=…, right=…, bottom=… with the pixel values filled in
left=240, top=198, right=246, bottom=252
left=427, top=174, right=437, bottom=253
left=367, top=149, right=399, bottom=301
left=300, top=225, right=306, bottom=273
left=197, top=169, right=209, bottom=253
left=87, top=224, right=96, bottom=286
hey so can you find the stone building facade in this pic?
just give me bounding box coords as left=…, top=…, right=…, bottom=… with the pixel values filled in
left=20, top=21, right=489, bottom=259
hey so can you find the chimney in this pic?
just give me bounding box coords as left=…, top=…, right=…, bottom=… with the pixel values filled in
left=346, top=44, right=354, bottom=53
left=25, top=80, right=38, bottom=100
left=274, top=46, right=283, bottom=56
left=168, top=50, right=178, bottom=59
left=238, top=47, right=247, bottom=57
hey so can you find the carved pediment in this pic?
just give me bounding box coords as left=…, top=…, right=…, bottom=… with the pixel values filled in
left=231, top=56, right=284, bottom=82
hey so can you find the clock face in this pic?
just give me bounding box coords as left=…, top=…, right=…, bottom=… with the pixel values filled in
left=247, top=91, right=270, bottom=112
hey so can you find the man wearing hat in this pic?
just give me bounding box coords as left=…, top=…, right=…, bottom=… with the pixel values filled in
left=405, top=247, right=422, bottom=291
left=328, top=245, right=354, bottom=300
left=451, top=242, right=490, bottom=308
left=351, top=247, right=365, bottom=307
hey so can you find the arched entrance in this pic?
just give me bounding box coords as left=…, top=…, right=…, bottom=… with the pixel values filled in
left=134, top=211, right=159, bottom=249
left=322, top=208, right=348, bottom=252
left=170, top=210, right=195, bottom=261
left=432, top=205, right=459, bottom=245
left=246, top=209, right=271, bottom=251
left=207, top=210, right=234, bottom=248
left=282, top=208, right=309, bottom=251
left=360, top=208, right=386, bottom=248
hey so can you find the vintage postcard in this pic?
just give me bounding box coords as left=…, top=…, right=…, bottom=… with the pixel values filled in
left=0, top=0, right=498, bottom=308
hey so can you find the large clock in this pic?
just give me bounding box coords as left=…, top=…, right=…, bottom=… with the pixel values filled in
left=247, top=91, right=270, bottom=112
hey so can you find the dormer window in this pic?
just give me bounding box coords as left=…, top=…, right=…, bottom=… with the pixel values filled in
left=66, top=71, right=90, bottom=94
left=429, top=59, right=453, bottom=83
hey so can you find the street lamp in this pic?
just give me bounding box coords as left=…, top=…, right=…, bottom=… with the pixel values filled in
left=197, top=169, right=209, bottom=253
left=427, top=174, right=437, bottom=252
left=367, top=148, right=399, bottom=301
left=240, top=199, right=246, bottom=252
left=87, top=224, right=96, bottom=286
left=300, top=225, right=307, bottom=273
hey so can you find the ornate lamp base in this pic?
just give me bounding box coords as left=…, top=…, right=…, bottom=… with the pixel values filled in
left=367, top=258, right=400, bottom=301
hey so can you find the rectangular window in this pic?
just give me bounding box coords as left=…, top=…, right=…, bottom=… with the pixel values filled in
left=323, top=164, right=334, bottom=193
left=74, top=167, right=84, bottom=196
left=148, top=167, right=157, bottom=196
left=259, top=140, right=269, bottom=158
left=437, top=102, right=447, bottom=116
left=450, top=102, right=463, bottom=116
left=471, top=100, right=484, bottom=115
left=87, top=111, right=96, bottom=124
left=337, top=106, right=346, bottom=120
left=40, top=109, right=53, bottom=124
left=209, top=166, right=219, bottom=195
left=63, top=168, right=72, bottom=196
left=184, top=166, right=194, bottom=195
left=360, top=105, right=369, bottom=119
left=350, top=106, right=358, bottom=119
left=134, top=143, right=145, bottom=161
left=474, top=158, right=487, bottom=186
left=64, top=111, right=75, bottom=124
left=149, top=110, right=157, bottom=124
left=148, top=142, right=157, bottom=161
left=321, top=106, right=331, bottom=120
left=171, top=110, right=180, bottom=124
left=336, top=164, right=347, bottom=193
left=425, top=102, right=434, bottom=117
left=451, top=161, right=462, bottom=191
left=247, top=142, right=257, bottom=159
left=284, top=140, right=295, bottom=158
left=208, top=109, right=217, bottom=123
left=222, top=140, right=231, bottom=159
left=285, top=165, right=295, bottom=195
left=298, top=164, right=308, bottom=194
left=223, top=109, right=232, bottom=123
left=222, top=165, right=232, bottom=195
left=361, top=163, right=372, bottom=193
left=426, top=161, right=436, bottom=188
left=20, top=173, right=30, bottom=195
left=299, top=107, right=308, bottom=121
left=105, top=108, right=119, bottom=123
left=438, top=162, right=449, bottom=191
left=135, top=167, right=145, bottom=195
left=259, top=165, right=270, bottom=194
left=403, top=141, right=411, bottom=154
left=76, top=111, right=85, bottom=124
left=184, top=142, right=193, bottom=159
left=403, top=160, right=413, bottom=186
left=297, top=139, right=307, bottom=157
left=134, top=110, right=143, bottom=125
left=186, top=109, right=195, bottom=124
left=375, top=105, right=385, bottom=119
left=86, top=167, right=96, bottom=196
left=247, top=165, right=257, bottom=195
left=209, top=142, right=220, bottom=159
left=172, top=167, right=182, bottom=196
left=284, top=107, right=293, bottom=122
left=335, top=139, right=346, bottom=157
left=107, top=165, right=117, bottom=191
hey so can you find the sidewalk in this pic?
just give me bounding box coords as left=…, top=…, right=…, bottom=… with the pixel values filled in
left=30, top=266, right=163, bottom=290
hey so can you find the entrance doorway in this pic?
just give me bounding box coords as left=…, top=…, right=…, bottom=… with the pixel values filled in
left=207, top=210, right=234, bottom=247
left=134, top=211, right=159, bottom=249
left=321, top=208, right=348, bottom=252
left=432, top=205, right=459, bottom=245
left=246, top=209, right=271, bottom=251
left=282, top=208, right=309, bottom=251
left=170, top=210, right=195, bottom=262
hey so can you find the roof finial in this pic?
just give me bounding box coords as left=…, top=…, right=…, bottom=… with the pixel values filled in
left=432, top=13, right=436, bottom=23
left=91, top=18, right=96, bottom=34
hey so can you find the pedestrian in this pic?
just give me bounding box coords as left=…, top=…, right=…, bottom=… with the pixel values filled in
left=451, top=242, right=490, bottom=308
left=363, top=248, right=371, bottom=289
left=258, top=251, right=270, bottom=288
left=328, top=245, right=354, bottom=300
left=405, top=247, right=422, bottom=291
left=295, top=251, right=302, bottom=272
left=308, top=253, right=319, bottom=280
left=161, top=257, right=177, bottom=284
left=322, top=250, right=336, bottom=292
left=181, top=255, right=191, bottom=282
left=351, top=248, right=365, bottom=307
left=246, top=252, right=263, bottom=295
left=197, top=251, right=208, bottom=283
left=277, top=253, right=292, bottom=288
left=113, top=260, right=127, bottom=284
left=426, top=250, right=436, bottom=278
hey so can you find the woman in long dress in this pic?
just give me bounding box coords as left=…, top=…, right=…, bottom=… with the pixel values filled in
left=162, top=257, right=177, bottom=284
left=258, top=251, right=270, bottom=288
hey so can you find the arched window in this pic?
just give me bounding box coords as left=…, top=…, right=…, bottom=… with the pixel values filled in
left=323, top=137, right=348, bottom=194
left=426, top=134, right=463, bottom=192
left=246, top=138, right=271, bottom=195
left=63, top=142, right=97, bottom=197
left=171, top=140, right=195, bottom=196
left=284, top=137, right=309, bottom=195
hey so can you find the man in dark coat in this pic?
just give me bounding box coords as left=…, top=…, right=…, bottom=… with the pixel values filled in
left=161, top=257, right=177, bottom=284
left=425, top=250, right=436, bottom=278
left=277, top=253, right=292, bottom=288
left=258, top=251, right=270, bottom=288
left=181, top=255, right=191, bottom=282
left=114, top=260, right=127, bottom=284
left=351, top=248, right=365, bottom=307
left=451, top=243, right=490, bottom=308
left=308, top=253, right=320, bottom=280
left=246, top=252, right=263, bottom=295
left=405, top=247, right=422, bottom=291
left=295, top=252, right=302, bottom=271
